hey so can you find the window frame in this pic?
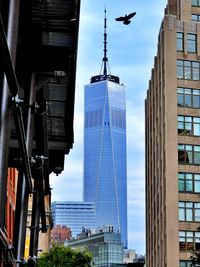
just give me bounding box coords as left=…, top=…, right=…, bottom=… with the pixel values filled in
left=178, top=144, right=200, bottom=165
left=178, top=172, right=200, bottom=193
left=178, top=115, right=200, bottom=136
left=187, top=33, right=197, bottom=53
left=192, top=14, right=200, bottom=21
left=179, top=260, right=194, bottom=267
left=192, top=0, right=200, bottom=7
left=179, top=231, right=200, bottom=251
left=177, top=60, right=200, bottom=80
left=177, top=87, right=200, bottom=108
left=177, top=32, right=184, bottom=52
left=179, top=201, right=200, bottom=222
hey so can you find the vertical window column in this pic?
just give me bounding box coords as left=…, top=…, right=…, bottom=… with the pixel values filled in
left=177, top=32, right=184, bottom=52
left=187, top=34, right=197, bottom=53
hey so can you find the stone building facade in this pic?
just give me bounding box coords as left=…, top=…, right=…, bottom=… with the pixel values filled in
left=145, top=0, right=200, bottom=266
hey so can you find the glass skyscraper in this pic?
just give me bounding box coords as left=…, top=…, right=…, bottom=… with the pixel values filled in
left=83, top=9, right=127, bottom=248
left=51, top=201, right=95, bottom=237
left=84, top=77, right=127, bottom=248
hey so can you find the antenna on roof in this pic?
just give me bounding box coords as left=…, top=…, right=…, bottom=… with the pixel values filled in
left=91, top=9, right=120, bottom=84
left=100, top=8, right=111, bottom=77
left=103, top=8, right=108, bottom=76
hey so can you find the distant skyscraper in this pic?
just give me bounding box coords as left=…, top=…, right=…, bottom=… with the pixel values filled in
left=83, top=10, right=127, bottom=248
left=51, top=201, right=95, bottom=237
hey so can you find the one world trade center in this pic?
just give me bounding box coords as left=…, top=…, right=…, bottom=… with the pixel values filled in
left=83, top=10, right=127, bottom=248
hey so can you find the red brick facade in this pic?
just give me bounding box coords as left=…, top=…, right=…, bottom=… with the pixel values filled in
left=6, top=168, right=17, bottom=243
left=51, top=225, right=71, bottom=245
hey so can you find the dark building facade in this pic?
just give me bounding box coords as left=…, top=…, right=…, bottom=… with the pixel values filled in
left=0, top=0, right=80, bottom=265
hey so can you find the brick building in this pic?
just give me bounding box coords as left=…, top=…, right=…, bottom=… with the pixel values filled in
left=145, top=0, right=200, bottom=266
left=51, top=225, right=71, bottom=245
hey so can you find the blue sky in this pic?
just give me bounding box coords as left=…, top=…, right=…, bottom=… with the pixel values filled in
left=50, top=0, right=167, bottom=255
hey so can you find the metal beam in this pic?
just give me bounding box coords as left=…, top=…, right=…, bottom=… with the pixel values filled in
left=0, top=228, right=16, bottom=266
left=14, top=73, right=36, bottom=265
left=29, top=160, right=47, bottom=266
left=0, top=15, right=18, bottom=97
left=35, top=99, right=50, bottom=195
left=13, top=171, right=29, bottom=264
left=13, top=102, right=33, bottom=192
left=29, top=181, right=40, bottom=260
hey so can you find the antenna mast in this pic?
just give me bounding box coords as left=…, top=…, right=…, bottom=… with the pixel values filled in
left=103, top=9, right=108, bottom=76
left=91, top=8, right=120, bottom=84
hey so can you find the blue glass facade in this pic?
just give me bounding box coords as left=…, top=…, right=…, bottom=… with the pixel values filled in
left=51, top=201, right=95, bottom=237
left=67, top=229, right=124, bottom=267
left=84, top=79, right=127, bottom=248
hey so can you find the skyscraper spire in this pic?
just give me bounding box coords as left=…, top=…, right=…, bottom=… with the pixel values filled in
left=90, top=9, right=120, bottom=84
left=103, top=8, right=108, bottom=76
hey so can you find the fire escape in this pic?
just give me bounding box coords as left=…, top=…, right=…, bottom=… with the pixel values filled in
left=0, top=0, right=80, bottom=265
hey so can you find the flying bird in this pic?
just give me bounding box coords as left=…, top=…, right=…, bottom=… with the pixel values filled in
left=115, top=12, right=136, bottom=25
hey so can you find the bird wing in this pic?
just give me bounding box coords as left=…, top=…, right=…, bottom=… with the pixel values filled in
left=115, top=16, right=125, bottom=21
left=127, top=12, right=136, bottom=19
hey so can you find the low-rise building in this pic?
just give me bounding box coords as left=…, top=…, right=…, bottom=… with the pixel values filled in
left=66, top=227, right=123, bottom=267
left=51, top=225, right=71, bottom=245
left=123, top=249, right=136, bottom=263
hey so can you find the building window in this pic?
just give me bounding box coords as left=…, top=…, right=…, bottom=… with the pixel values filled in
left=179, top=202, right=200, bottom=222
left=85, top=109, right=103, bottom=128
left=177, top=32, right=184, bottom=51
left=178, top=144, right=200, bottom=164
left=187, top=34, right=197, bottom=53
left=192, top=0, right=200, bottom=6
left=179, top=231, right=200, bottom=251
left=178, top=116, right=200, bottom=136
left=177, top=60, right=200, bottom=80
left=192, top=14, right=200, bottom=21
left=178, top=173, right=200, bottom=193
left=177, top=88, right=200, bottom=108
left=111, top=109, right=126, bottom=129
left=179, top=260, right=193, bottom=267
